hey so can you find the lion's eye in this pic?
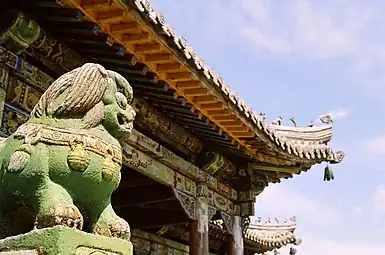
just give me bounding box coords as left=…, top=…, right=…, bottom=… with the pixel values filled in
left=115, top=92, right=128, bottom=109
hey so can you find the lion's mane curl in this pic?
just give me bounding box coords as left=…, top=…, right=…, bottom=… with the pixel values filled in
left=31, top=63, right=108, bottom=120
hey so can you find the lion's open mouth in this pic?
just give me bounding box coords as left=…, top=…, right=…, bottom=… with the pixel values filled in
left=117, top=114, right=126, bottom=126
left=117, top=113, right=133, bottom=132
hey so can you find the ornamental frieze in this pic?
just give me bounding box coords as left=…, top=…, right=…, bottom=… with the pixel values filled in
left=132, top=97, right=203, bottom=154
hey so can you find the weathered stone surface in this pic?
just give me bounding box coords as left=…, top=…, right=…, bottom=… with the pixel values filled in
left=0, top=63, right=135, bottom=241
left=0, top=226, right=133, bottom=255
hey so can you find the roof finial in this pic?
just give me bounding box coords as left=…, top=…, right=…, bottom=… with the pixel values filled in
left=319, top=114, right=333, bottom=124
left=272, top=116, right=283, bottom=125
left=289, top=117, right=297, bottom=127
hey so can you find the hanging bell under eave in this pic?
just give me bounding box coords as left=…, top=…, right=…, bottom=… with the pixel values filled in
left=323, top=164, right=335, bottom=181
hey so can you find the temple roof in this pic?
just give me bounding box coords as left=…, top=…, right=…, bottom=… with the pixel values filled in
left=21, top=0, right=344, bottom=180
left=211, top=217, right=300, bottom=253
left=125, top=0, right=344, bottom=166
left=245, top=217, right=301, bottom=249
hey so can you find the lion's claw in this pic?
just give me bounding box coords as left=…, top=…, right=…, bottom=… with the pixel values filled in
left=109, top=218, right=130, bottom=240
left=93, top=217, right=131, bottom=241
left=36, top=203, right=83, bottom=230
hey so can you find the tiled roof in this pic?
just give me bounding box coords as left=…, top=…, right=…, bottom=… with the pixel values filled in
left=128, top=0, right=344, bottom=165
left=54, top=0, right=344, bottom=168
left=245, top=217, right=301, bottom=248
left=211, top=217, right=300, bottom=251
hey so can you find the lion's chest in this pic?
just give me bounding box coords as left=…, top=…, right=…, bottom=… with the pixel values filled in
left=48, top=146, right=121, bottom=196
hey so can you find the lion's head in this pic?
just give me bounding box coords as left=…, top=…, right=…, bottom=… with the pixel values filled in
left=30, top=63, right=136, bottom=140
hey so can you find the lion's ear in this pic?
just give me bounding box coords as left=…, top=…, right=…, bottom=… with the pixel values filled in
left=82, top=101, right=104, bottom=129
left=102, top=77, right=117, bottom=105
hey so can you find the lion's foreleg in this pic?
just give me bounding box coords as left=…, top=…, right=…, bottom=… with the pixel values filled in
left=90, top=203, right=130, bottom=241
left=34, top=179, right=84, bottom=230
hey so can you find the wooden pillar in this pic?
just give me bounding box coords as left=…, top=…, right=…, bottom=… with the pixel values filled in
left=189, top=184, right=209, bottom=255
left=227, top=234, right=235, bottom=255
left=0, top=64, right=9, bottom=127
left=233, top=216, right=244, bottom=255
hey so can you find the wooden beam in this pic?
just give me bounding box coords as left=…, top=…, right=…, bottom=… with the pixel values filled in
left=145, top=53, right=173, bottom=63
left=110, top=22, right=138, bottom=33
left=118, top=207, right=189, bottom=229
left=226, top=126, right=249, bottom=132
left=122, top=32, right=149, bottom=43
left=135, top=43, right=161, bottom=53
left=183, top=88, right=207, bottom=96
left=193, top=95, right=216, bottom=104
left=112, top=185, right=173, bottom=206
left=82, top=2, right=119, bottom=12
left=213, top=115, right=236, bottom=121
left=207, top=110, right=231, bottom=116
left=176, top=81, right=201, bottom=89
left=166, top=72, right=192, bottom=81
left=199, top=102, right=224, bottom=110
left=218, top=120, right=244, bottom=127
left=97, top=9, right=126, bottom=23
left=157, top=63, right=182, bottom=72
left=232, top=131, right=254, bottom=138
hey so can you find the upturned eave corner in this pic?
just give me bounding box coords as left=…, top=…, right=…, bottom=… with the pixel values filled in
left=244, top=216, right=301, bottom=250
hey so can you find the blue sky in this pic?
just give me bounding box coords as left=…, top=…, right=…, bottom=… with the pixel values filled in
left=151, top=0, right=385, bottom=254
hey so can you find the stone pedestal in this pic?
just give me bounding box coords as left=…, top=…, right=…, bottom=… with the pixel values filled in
left=0, top=226, right=133, bottom=255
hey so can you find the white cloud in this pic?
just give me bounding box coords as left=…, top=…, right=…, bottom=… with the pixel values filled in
left=151, top=0, right=385, bottom=89
left=274, top=236, right=385, bottom=255
left=257, top=184, right=385, bottom=255
left=372, top=185, right=385, bottom=213
left=254, top=184, right=338, bottom=226
left=353, top=205, right=364, bottom=215
left=328, top=109, right=351, bottom=120
left=363, top=135, right=385, bottom=155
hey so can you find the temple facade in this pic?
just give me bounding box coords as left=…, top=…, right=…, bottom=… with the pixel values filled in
left=0, top=0, right=344, bottom=254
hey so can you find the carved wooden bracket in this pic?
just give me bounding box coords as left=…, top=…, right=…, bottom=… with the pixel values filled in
left=0, top=11, right=41, bottom=55
left=220, top=211, right=234, bottom=235
left=173, top=189, right=195, bottom=219
left=208, top=205, right=217, bottom=221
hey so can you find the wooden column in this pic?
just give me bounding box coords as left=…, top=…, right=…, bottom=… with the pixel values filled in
left=227, top=234, right=235, bottom=255
left=0, top=64, right=9, bottom=127
left=233, top=216, right=244, bottom=255
left=189, top=184, right=209, bottom=255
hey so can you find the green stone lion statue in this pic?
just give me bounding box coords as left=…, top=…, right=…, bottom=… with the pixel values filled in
left=0, top=63, right=136, bottom=240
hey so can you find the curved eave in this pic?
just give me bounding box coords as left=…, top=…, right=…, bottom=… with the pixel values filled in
left=267, top=123, right=333, bottom=143
left=245, top=228, right=298, bottom=249
left=210, top=218, right=299, bottom=251
left=42, top=0, right=344, bottom=166
left=245, top=219, right=299, bottom=249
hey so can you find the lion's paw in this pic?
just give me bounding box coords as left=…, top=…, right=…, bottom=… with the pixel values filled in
left=37, top=203, right=84, bottom=230
left=94, top=217, right=131, bottom=241
left=109, top=218, right=131, bottom=240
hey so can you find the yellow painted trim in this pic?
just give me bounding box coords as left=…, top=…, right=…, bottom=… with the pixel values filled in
left=60, top=0, right=290, bottom=165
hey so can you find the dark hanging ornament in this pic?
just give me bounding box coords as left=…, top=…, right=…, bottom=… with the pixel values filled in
left=289, top=247, right=297, bottom=255
left=323, top=164, right=335, bottom=181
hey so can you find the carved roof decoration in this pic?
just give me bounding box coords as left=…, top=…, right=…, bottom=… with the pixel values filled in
left=127, top=0, right=344, bottom=165
left=211, top=216, right=300, bottom=251
left=26, top=0, right=344, bottom=174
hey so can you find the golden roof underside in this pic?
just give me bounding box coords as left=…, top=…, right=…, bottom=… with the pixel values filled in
left=44, top=0, right=344, bottom=172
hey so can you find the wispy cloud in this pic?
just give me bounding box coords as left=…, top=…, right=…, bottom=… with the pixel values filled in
left=258, top=184, right=385, bottom=255
left=277, top=235, right=385, bottom=255
left=363, top=135, right=385, bottom=155
left=152, top=0, right=385, bottom=90
left=372, top=185, right=385, bottom=213
left=255, top=184, right=338, bottom=226
left=328, top=109, right=351, bottom=120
